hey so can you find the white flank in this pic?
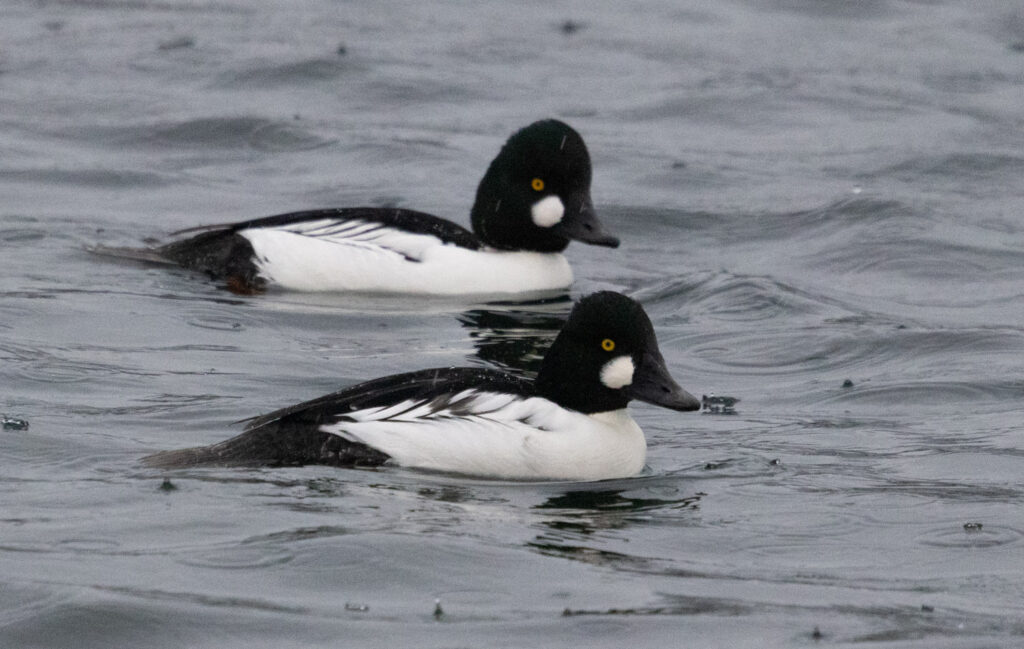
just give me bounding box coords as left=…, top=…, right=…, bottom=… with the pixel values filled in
left=530, top=195, right=564, bottom=228
left=240, top=221, right=572, bottom=294
left=600, top=355, right=635, bottom=389
left=319, top=393, right=646, bottom=481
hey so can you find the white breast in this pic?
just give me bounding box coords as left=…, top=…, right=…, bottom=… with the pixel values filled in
left=240, top=226, right=573, bottom=294
left=319, top=395, right=646, bottom=481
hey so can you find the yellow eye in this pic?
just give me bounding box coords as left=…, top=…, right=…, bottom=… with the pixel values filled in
left=601, top=338, right=615, bottom=352
left=531, top=177, right=545, bottom=191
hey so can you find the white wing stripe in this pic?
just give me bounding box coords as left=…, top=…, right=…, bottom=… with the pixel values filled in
left=246, top=218, right=447, bottom=264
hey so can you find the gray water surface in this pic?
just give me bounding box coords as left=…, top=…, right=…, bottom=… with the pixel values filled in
left=2, top=1, right=1024, bottom=647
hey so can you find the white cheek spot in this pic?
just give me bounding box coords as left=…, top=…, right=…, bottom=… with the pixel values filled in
left=530, top=195, right=564, bottom=228
left=600, top=355, right=635, bottom=390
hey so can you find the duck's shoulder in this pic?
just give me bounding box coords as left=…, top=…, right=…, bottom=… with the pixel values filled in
left=242, top=367, right=536, bottom=431
left=176, top=208, right=483, bottom=250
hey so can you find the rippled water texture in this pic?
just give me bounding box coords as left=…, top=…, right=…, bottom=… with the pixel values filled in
left=2, top=1, right=1024, bottom=647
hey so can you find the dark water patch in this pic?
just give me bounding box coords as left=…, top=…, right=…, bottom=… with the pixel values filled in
left=76, top=117, right=336, bottom=152
left=848, top=480, right=1023, bottom=503
left=527, top=540, right=656, bottom=571
left=532, top=489, right=704, bottom=540
left=157, top=35, right=195, bottom=51
left=0, top=168, right=170, bottom=188
left=64, top=393, right=238, bottom=418
left=0, top=226, right=46, bottom=243
left=605, top=196, right=916, bottom=249
left=755, top=0, right=894, bottom=20
left=566, top=591, right=1024, bottom=644
left=921, top=68, right=1021, bottom=95
left=816, top=602, right=1023, bottom=646
left=563, top=593, right=751, bottom=617
left=883, top=152, right=1024, bottom=179
left=536, top=489, right=702, bottom=515
left=57, top=537, right=121, bottom=553
left=359, top=78, right=481, bottom=106
left=31, top=0, right=250, bottom=13
left=239, top=525, right=351, bottom=546
left=867, top=152, right=1024, bottom=198
left=97, top=585, right=307, bottom=614
left=216, top=57, right=364, bottom=89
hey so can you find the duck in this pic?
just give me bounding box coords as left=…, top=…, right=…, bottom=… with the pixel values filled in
left=143, top=291, right=701, bottom=481
left=98, top=120, right=619, bottom=295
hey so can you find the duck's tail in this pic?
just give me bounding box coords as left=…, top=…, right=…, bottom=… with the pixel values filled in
left=142, top=423, right=390, bottom=469
left=86, top=244, right=176, bottom=266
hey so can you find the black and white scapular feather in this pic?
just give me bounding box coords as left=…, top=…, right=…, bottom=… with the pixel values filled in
left=94, top=120, right=619, bottom=295
left=144, top=292, right=701, bottom=481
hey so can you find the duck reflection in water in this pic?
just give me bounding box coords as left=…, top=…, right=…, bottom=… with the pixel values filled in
left=457, top=295, right=572, bottom=377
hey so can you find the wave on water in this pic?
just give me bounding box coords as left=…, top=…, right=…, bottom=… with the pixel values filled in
left=65, top=117, right=337, bottom=153
left=633, top=270, right=859, bottom=323
left=150, top=117, right=337, bottom=152
left=880, top=152, right=1024, bottom=179
left=606, top=196, right=917, bottom=245
left=865, top=152, right=1024, bottom=197
left=812, top=379, right=1024, bottom=410
left=0, top=168, right=170, bottom=189
left=215, top=57, right=362, bottom=89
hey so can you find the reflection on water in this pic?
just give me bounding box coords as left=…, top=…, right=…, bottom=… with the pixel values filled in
left=535, top=488, right=703, bottom=515
left=529, top=488, right=703, bottom=568
left=458, top=296, right=571, bottom=376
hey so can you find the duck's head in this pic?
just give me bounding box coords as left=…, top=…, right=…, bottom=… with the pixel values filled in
left=471, top=120, right=619, bottom=252
left=536, top=291, right=700, bottom=414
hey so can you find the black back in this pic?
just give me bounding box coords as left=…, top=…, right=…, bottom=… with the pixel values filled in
left=241, top=366, right=534, bottom=431
left=143, top=367, right=534, bottom=468
left=173, top=207, right=483, bottom=250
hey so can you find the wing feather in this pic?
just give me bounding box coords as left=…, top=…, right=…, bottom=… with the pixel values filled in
left=241, top=367, right=534, bottom=432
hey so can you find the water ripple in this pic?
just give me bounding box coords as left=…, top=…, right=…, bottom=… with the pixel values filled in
left=0, top=168, right=169, bottom=188
left=685, top=324, right=1024, bottom=380
left=72, top=117, right=336, bottom=152
left=635, top=270, right=855, bottom=323
left=816, top=380, right=1024, bottom=408
left=916, top=524, right=1023, bottom=549
left=181, top=304, right=269, bottom=333
left=216, top=57, right=363, bottom=89
left=176, top=546, right=294, bottom=570
left=0, top=343, right=158, bottom=384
